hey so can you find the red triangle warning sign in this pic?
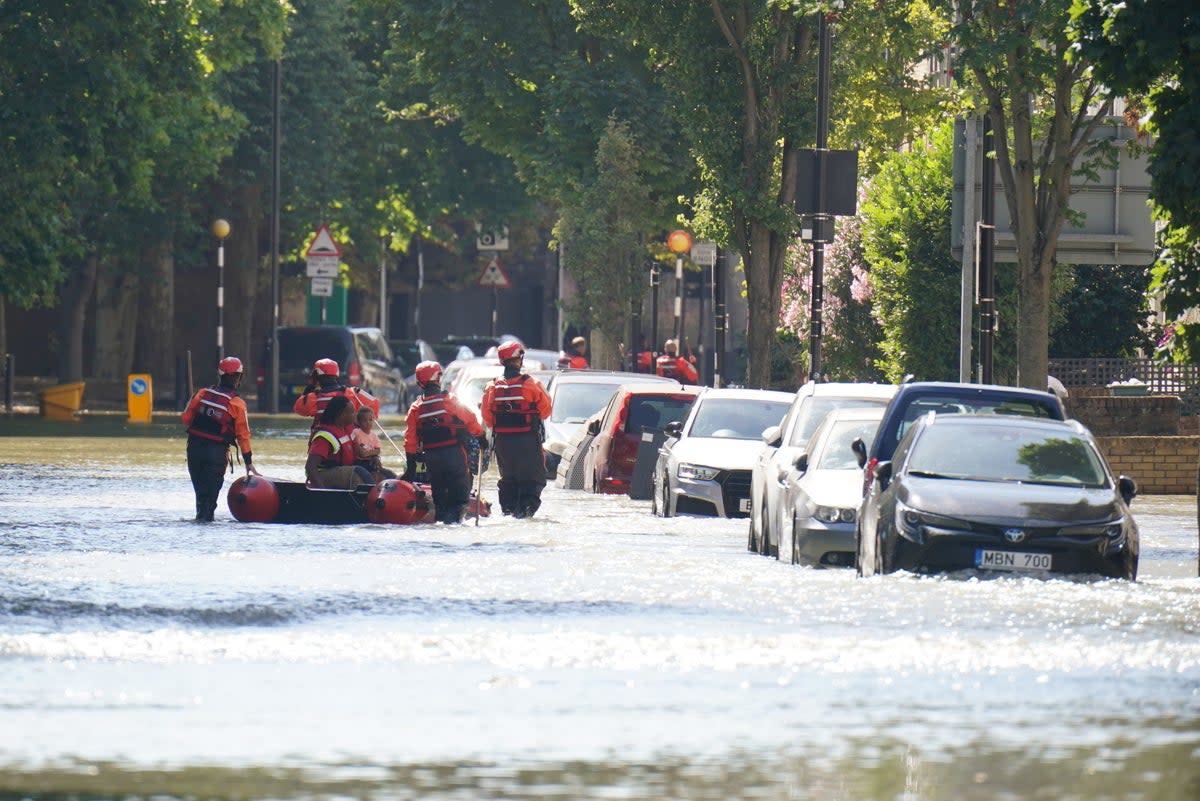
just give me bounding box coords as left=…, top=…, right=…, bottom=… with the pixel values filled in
left=477, top=256, right=512, bottom=289
left=306, top=224, right=342, bottom=257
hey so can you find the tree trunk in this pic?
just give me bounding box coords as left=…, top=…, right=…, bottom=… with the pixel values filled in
left=743, top=220, right=784, bottom=389
left=0, top=294, right=6, bottom=360
left=93, top=258, right=139, bottom=380
left=135, top=234, right=176, bottom=389
left=227, top=183, right=264, bottom=370
left=56, top=255, right=98, bottom=382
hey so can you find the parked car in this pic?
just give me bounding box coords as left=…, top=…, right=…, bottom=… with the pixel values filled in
left=778, top=407, right=885, bottom=567
left=749, top=382, right=897, bottom=557
left=555, top=409, right=604, bottom=490
left=446, top=359, right=505, bottom=424
left=851, top=381, right=1067, bottom=494
left=543, top=371, right=680, bottom=478
left=443, top=335, right=500, bottom=357
left=389, top=339, right=439, bottom=406
left=260, top=325, right=407, bottom=412
left=582, top=384, right=702, bottom=494
left=432, top=342, right=473, bottom=366
left=856, top=414, right=1138, bottom=580
left=651, top=388, right=792, bottom=517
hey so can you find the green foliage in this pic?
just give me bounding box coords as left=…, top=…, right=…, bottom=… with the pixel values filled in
left=860, top=124, right=959, bottom=382
left=1049, top=264, right=1153, bottom=358
left=554, top=119, right=657, bottom=349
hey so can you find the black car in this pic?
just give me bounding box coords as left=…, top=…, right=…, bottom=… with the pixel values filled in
left=852, top=381, right=1066, bottom=493
left=261, top=325, right=407, bottom=412
left=856, top=414, right=1138, bottom=580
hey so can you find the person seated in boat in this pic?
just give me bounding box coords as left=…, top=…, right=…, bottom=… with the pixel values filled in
left=293, top=358, right=381, bottom=435
left=351, top=406, right=396, bottom=482
left=305, top=396, right=375, bottom=489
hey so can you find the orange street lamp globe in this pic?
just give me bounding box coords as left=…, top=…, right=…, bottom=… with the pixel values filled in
left=667, top=229, right=693, bottom=254
left=211, top=219, right=231, bottom=240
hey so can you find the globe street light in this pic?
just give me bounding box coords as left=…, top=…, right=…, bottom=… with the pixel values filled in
left=212, top=219, right=230, bottom=364
left=667, top=229, right=692, bottom=346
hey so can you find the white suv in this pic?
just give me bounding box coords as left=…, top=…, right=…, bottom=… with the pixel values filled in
left=747, top=382, right=896, bottom=558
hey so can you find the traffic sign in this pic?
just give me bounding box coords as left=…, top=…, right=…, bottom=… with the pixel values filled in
left=306, top=255, right=340, bottom=278
left=310, top=276, right=334, bottom=297
left=691, top=241, right=717, bottom=268
left=306, top=225, right=342, bottom=277
left=477, top=256, right=512, bottom=289
left=306, top=224, right=342, bottom=257
left=475, top=223, right=509, bottom=251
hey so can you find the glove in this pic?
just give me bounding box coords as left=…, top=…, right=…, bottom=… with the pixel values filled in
left=401, top=453, right=421, bottom=482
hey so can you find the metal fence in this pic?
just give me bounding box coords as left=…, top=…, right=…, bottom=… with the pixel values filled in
left=1049, top=358, right=1200, bottom=414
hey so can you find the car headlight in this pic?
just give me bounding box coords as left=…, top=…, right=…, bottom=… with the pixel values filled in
left=895, top=499, right=924, bottom=539
left=678, top=463, right=720, bottom=481
left=814, top=505, right=856, bottom=524
left=1060, top=518, right=1125, bottom=539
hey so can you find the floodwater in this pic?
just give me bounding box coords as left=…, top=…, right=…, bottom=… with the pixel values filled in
left=0, top=417, right=1198, bottom=800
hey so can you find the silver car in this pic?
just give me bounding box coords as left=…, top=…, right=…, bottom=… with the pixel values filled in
left=779, top=406, right=884, bottom=567
left=651, top=388, right=793, bottom=518
left=748, top=382, right=896, bottom=558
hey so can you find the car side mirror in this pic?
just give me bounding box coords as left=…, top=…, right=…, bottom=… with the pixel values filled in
left=664, top=420, right=683, bottom=438
left=761, top=425, right=782, bottom=447
left=1118, top=475, right=1137, bottom=505
left=851, top=437, right=867, bottom=468
left=794, top=452, right=809, bottom=473
left=587, top=419, right=601, bottom=436
left=875, top=461, right=893, bottom=490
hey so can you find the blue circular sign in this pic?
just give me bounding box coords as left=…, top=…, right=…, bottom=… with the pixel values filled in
left=130, top=378, right=148, bottom=396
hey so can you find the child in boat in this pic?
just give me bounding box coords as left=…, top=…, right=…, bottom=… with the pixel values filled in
left=351, top=406, right=396, bottom=482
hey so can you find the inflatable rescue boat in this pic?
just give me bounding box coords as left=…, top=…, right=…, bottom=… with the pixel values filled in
left=226, top=475, right=490, bottom=525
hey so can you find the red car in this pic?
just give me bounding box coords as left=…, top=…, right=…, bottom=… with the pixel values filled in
left=583, top=384, right=702, bottom=494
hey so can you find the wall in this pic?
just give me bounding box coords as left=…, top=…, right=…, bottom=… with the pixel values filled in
left=1096, top=435, right=1199, bottom=495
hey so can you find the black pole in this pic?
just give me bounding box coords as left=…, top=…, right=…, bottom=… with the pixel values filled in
left=4, top=353, right=12, bottom=416
left=650, top=267, right=660, bottom=363
left=980, top=113, right=996, bottom=384
left=808, top=12, right=832, bottom=383
left=714, top=251, right=726, bottom=388
left=268, top=57, right=282, bottom=414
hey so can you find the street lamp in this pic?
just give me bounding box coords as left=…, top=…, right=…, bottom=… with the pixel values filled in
left=212, top=218, right=230, bottom=364
left=667, top=229, right=692, bottom=345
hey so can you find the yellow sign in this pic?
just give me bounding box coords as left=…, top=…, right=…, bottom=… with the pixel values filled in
left=127, top=373, right=153, bottom=424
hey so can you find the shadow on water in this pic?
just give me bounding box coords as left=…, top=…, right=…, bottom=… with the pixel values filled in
left=0, top=734, right=1197, bottom=801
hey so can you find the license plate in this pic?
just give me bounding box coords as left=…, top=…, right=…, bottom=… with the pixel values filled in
left=738, top=498, right=751, bottom=513
left=975, top=549, right=1052, bottom=571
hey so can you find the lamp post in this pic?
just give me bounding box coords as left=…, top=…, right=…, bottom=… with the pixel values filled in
left=667, top=229, right=692, bottom=345
left=212, top=218, right=231, bottom=365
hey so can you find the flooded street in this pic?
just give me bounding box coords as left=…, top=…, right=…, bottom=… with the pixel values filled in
left=0, top=420, right=1198, bottom=800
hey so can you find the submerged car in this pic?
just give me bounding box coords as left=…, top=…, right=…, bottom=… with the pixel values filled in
left=543, top=371, right=679, bottom=478
left=779, top=407, right=885, bottom=567
left=582, top=384, right=702, bottom=495
left=261, top=325, right=407, bottom=412
left=856, top=414, right=1138, bottom=580
left=749, top=382, right=897, bottom=557
left=652, top=388, right=793, bottom=517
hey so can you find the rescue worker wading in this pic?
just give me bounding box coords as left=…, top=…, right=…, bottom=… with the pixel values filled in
left=305, top=395, right=375, bottom=489
left=655, top=338, right=699, bottom=384
left=293, top=358, right=381, bottom=435
left=481, top=342, right=552, bottom=518
left=402, top=360, right=486, bottom=524
left=181, top=356, right=259, bottom=521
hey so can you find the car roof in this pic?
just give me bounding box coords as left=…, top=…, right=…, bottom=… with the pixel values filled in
left=916, top=413, right=1087, bottom=434
left=616, top=383, right=703, bottom=397
left=696, top=387, right=794, bottom=403
left=894, top=380, right=1058, bottom=402
left=803, top=381, right=897, bottom=398
left=552, top=370, right=678, bottom=386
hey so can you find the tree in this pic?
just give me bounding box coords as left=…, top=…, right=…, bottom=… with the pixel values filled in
left=1049, top=265, right=1152, bottom=358
left=554, top=120, right=659, bottom=366
left=947, top=0, right=1116, bottom=390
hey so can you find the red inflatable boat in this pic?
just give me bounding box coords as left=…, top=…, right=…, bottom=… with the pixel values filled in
left=226, top=476, right=490, bottom=525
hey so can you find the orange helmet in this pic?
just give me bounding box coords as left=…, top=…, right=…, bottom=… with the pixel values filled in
left=218, top=356, right=244, bottom=375
left=415, top=360, right=443, bottom=387
left=497, top=341, right=525, bottom=362
left=313, top=358, right=339, bottom=376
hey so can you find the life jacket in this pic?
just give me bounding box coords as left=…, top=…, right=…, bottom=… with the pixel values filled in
left=187, top=385, right=238, bottom=445
left=312, top=385, right=350, bottom=418
left=311, top=423, right=356, bottom=468
left=489, top=375, right=537, bottom=433
left=655, top=354, right=680, bottom=379
left=416, top=392, right=469, bottom=449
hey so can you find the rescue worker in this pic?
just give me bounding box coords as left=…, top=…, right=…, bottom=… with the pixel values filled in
left=305, top=395, right=375, bottom=489
left=655, top=339, right=699, bottom=383
left=401, top=360, right=486, bottom=524
left=181, top=356, right=259, bottom=522
left=293, top=358, right=381, bottom=435
left=481, top=342, right=553, bottom=518
left=556, top=335, right=589, bottom=369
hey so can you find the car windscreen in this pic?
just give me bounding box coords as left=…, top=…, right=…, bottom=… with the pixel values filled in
left=788, top=397, right=890, bottom=446
left=623, top=396, right=695, bottom=434
left=355, top=331, right=391, bottom=363
left=688, top=398, right=789, bottom=440
left=906, top=423, right=1108, bottom=487
left=813, top=418, right=882, bottom=470
left=551, top=382, right=625, bottom=423
left=278, top=330, right=351, bottom=371
left=392, top=343, right=424, bottom=369
left=889, top=393, right=1060, bottom=455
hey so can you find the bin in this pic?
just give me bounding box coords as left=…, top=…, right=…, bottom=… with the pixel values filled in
left=39, top=382, right=85, bottom=421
